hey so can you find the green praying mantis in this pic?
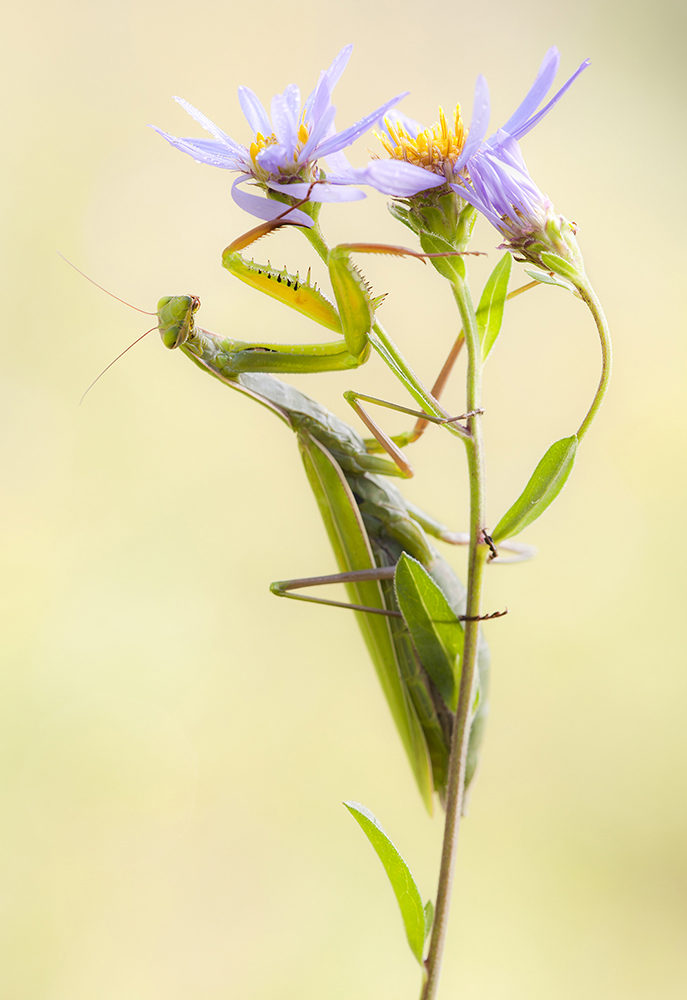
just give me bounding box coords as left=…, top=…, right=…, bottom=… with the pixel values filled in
left=155, top=288, right=530, bottom=810
left=72, top=212, right=534, bottom=808
left=158, top=290, right=482, bottom=810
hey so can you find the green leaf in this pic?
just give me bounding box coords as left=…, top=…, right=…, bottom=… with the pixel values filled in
left=492, top=436, right=578, bottom=543
left=419, top=232, right=466, bottom=281
left=524, top=267, right=575, bottom=294
left=423, top=900, right=434, bottom=941
left=345, top=801, right=427, bottom=965
left=476, top=253, right=512, bottom=360
left=540, top=251, right=581, bottom=284
left=394, top=553, right=464, bottom=711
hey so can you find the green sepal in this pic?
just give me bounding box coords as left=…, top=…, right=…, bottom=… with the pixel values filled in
left=540, top=251, right=582, bottom=285
left=344, top=801, right=428, bottom=965
left=492, top=435, right=578, bottom=542
left=387, top=201, right=422, bottom=236
left=525, top=267, right=576, bottom=294
left=419, top=232, right=466, bottom=281
left=394, top=553, right=464, bottom=711
left=476, top=253, right=512, bottom=360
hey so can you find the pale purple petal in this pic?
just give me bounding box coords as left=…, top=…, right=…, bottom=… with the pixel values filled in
left=171, top=97, right=243, bottom=154
left=255, top=143, right=290, bottom=174
left=304, top=44, right=352, bottom=119
left=270, top=93, right=298, bottom=155
left=266, top=180, right=366, bottom=202
left=379, top=108, right=423, bottom=140
left=498, top=47, right=560, bottom=138
left=321, top=148, right=356, bottom=179
left=303, top=70, right=326, bottom=122
left=452, top=75, right=491, bottom=172
left=298, top=105, right=337, bottom=163
left=238, top=86, right=272, bottom=136
left=282, top=83, right=300, bottom=121
left=308, top=77, right=333, bottom=132
left=358, top=160, right=445, bottom=197
left=148, top=126, right=242, bottom=169
left=231, top=177, right=313, bottom=226
left=509, top=58, right=590, bottom=141
left=315, top=92, right=409, bottom=158
left=322, top=44, right=353, bottom=95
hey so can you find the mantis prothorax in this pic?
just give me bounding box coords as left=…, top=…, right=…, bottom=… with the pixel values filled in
left=157, top=294, right=531, bottom=810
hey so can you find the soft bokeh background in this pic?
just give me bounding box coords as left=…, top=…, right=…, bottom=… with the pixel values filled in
left=2, top=1, right=685, bottom=997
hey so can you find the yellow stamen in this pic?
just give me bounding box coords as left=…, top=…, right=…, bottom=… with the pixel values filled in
left=377, top=104, right=467, bottom=178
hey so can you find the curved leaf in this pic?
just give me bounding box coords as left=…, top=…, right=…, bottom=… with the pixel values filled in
left=394, top=553, right=463, bottom=711
left=477, top=253, right=512, bottom=360
left=344, top=801, right=428, bottom=964
left=492, top=436, right=578, bottom=542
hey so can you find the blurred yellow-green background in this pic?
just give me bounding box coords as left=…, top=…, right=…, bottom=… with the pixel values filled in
left=2, top=1, right=686, bottom=997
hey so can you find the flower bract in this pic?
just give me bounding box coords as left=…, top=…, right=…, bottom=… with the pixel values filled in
left=149, top=45, right=408, bottom=227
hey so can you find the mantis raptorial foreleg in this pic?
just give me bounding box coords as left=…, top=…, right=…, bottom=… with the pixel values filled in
left=220, top=225, right=480, bottom=378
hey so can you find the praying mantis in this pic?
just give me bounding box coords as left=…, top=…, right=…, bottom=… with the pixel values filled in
left=155, top=291, right=528, bottom=810
left=72, top=212, right=532, bottom=807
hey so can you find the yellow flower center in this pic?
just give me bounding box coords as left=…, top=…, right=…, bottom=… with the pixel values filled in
left=249, top=122, right=312, bottom=173
left=376, top=106, right=466, bottom=177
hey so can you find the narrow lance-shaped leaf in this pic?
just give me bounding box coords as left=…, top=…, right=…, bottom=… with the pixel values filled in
left=492, top=435, right=578, bottom=543
left=394, top=553, right=464, bottom=712
left=476, top=253, right=512, bottom=360
left=525, top=267, right=575, bottom=295
left=344, top=801, right=430, bottom=964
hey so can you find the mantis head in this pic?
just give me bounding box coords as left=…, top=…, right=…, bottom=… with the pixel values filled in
left=157, top=295, right=200, bottom=349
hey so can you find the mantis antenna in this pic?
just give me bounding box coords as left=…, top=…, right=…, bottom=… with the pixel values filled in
left=57, top=252, right=161, bottom=403
left=79, top=327, right=158, bottom=405
left=57, top=251, right=156, bottom=315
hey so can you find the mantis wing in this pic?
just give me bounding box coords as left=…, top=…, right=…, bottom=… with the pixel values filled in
left=298, top=430, right=434, bottom=812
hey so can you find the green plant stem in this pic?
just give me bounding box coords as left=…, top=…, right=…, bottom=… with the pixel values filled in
left=574, top=276, right=612, bottom=442
left=420, top=275, right=488, bottom=1000
left=300, top=220, right=331, bottom=265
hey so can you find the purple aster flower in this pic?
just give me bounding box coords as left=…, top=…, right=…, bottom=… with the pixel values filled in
left=149, top=45, right=408, bottom=227
left=336, top=47, right=588, bottom=200
left=452, top=131, right=583, bottom=271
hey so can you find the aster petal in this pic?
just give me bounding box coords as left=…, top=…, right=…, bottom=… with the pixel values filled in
left=231, top=177, right=313, bottom=226
left=321, top=148, right=356, bottom=179
left=322, top=43, right=353, bottom=96
left=509, top=58, right=590, bottom=141
left=450, top=178, right=502, bottom=230
left=255, top=143, right=290, bottom=174
left=298, top=105, right=337, bottom=163
left=237, top=86, right=272, bottom=136
left=304, top=44, right=353, bottom=120
left=282, top=83, right=300, bottom=121
left=315, top=92, right=409, bottom=159
left=270, top=92, right=298, bottom=156
left=379, top=109, right=423, bottom=140
left=498, top=47, right=560, bottom=139
left=453, top=75, right=491, bottom=172
left=266, top=180, right=366, bottom=202
left=149, top=126, right=242, bottom=169
left=359, top=160, right=445, bottom=197
left=171, top=97, right=243, bottom=154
